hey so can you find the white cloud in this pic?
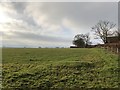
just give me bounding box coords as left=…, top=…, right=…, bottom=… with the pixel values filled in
left=0, top=2, right=118, bottom=47
left=0, top=0, right=119, bottom=2
left=25, top=2, right=118, bottom=32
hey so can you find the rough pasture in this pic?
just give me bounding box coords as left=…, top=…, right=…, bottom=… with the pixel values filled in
left=2, top=48, right=119, bottom=89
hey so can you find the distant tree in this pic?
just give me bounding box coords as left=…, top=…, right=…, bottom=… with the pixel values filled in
left=73, top=33, right=91, bottom=48
left=56, top=47, right=59, bottom=48
left=73, top=34, right=85, bottom=48
left=92, top=20, right=116, bottom=44
left=81, top=33, right=91, bottom=47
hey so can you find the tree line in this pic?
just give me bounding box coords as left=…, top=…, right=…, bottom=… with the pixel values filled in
left=73, top=20, right=119, bottom=48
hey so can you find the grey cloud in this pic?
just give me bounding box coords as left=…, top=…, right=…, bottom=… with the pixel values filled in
left=1, top=2, right=39, bottom=29
left=11, top=2, right=27, bottom=14
left=8, top=2, right=118, bottom=30
left=3, top=31, right=72, bottom=47
left=27, top=2, right=117, bottom=26
left=1, top=2, right=118, bottom=47
left=23, top=2, right=118, bottom=36
left=3, top=30, right=71, bottom=43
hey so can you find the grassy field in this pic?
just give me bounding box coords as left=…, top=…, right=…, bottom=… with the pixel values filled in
left=2, top=48, right=119, bottom=89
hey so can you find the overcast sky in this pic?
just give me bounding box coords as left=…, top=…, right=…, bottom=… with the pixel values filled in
left=0, top=2, right=118, bottom=48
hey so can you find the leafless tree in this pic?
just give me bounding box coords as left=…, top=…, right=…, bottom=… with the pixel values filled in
left=92, top=20, right=116, bottom=44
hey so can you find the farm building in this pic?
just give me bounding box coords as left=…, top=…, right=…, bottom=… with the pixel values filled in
left=70, top=45, right=78, bottom=48
left=98, top=36, right=119, bottom=54
left=106, top=36, right=118, bottom=43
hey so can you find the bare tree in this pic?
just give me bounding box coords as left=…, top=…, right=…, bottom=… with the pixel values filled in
left=92, top=20, right=116, bottom=44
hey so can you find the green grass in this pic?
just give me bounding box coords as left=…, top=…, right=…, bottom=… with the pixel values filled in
left=2, top=48, right=119, bottom=89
